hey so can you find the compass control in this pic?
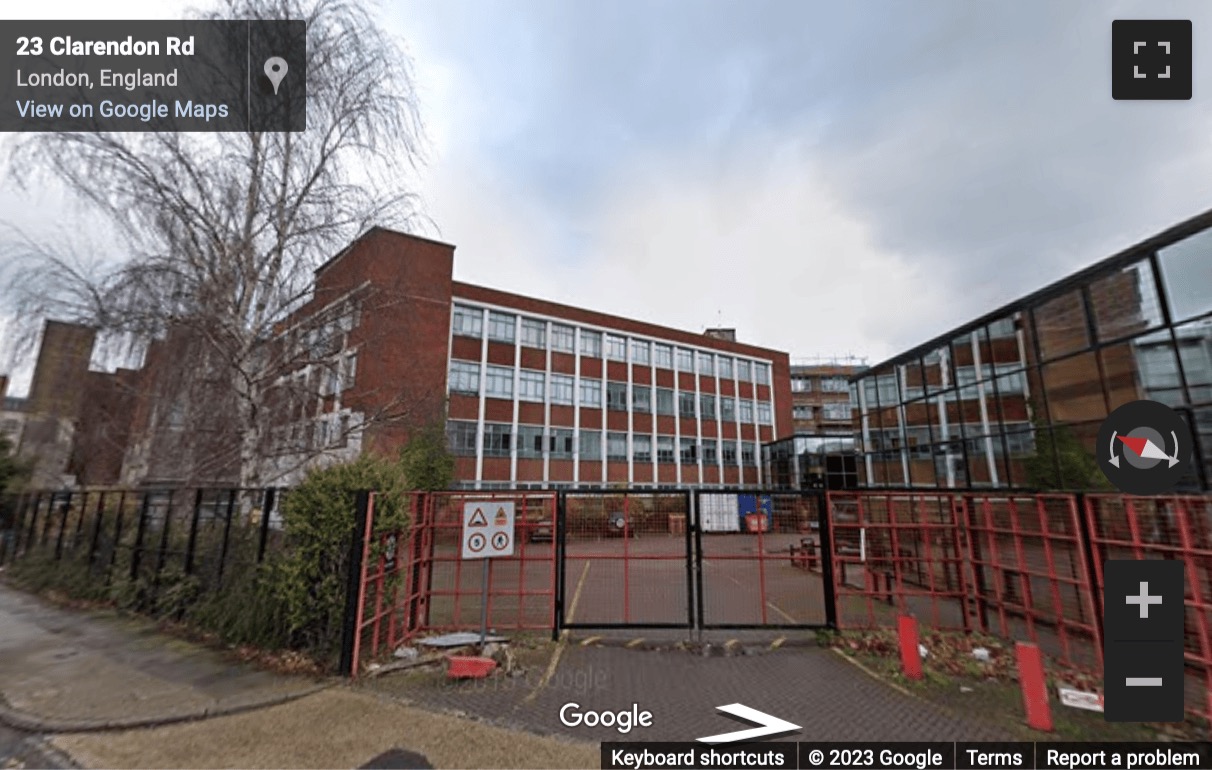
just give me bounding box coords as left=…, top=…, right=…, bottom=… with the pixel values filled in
left=1097, top=400, right=1193, bottom=495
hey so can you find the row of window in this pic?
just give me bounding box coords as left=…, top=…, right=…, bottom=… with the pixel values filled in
left=790, top=376, right=851, bottom=393
left=792, top=403, right=852, bottom=421
left=449, top=361, right=774, bottom=423
left=447, top=421, right=760, bottom=465
left=452, top=304, right=772, bottom=383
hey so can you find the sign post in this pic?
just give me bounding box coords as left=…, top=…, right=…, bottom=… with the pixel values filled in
left=461, top=501, right=515, bottom=647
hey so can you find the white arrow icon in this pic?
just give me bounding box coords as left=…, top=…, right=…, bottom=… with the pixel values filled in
left=696, top=703, right=801, bottom=744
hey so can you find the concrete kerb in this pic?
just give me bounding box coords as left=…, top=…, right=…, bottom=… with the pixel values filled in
left=0, top=681, right=335, bottom=734
left=563, top=632, right=824, bottom=654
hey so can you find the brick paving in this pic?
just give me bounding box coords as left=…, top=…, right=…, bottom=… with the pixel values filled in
left=366, top=642, right=1018, bottom=744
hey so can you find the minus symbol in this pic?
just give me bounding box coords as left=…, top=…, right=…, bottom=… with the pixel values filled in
left=1126, top=677, right=1164, bottom=687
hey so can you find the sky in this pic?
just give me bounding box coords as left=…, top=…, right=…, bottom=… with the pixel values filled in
left=5, top=0, right=1212, bottom=393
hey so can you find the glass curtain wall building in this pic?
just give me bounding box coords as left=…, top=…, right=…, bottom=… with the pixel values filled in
left=851, top=210, right=1212, bottom=492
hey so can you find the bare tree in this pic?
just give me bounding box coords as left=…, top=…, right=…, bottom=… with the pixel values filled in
left=2, top=0, right=430, bottom=487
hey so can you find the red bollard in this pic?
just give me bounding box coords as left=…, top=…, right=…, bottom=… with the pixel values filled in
left=897, top=615, right=923, bottom=680
left=1015, top=642, right=1053, bottom=732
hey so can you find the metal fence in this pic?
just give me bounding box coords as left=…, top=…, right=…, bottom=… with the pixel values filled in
left=825, top=489, right=1212, bottom=724
left=0, top=487, right=287, bottom=611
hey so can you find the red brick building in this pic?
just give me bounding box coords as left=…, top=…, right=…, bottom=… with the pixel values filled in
left=264, top=227, right=793, bottom=489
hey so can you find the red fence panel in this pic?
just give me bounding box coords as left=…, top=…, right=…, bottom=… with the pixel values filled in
left=1085, top=494, right=1212, bottom=722
left=964, top=493, right=1100, bottom=673
left=827, top=491, right=970, bottom=632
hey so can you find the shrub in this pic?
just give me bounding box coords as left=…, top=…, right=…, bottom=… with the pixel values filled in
left=256, top=452, right=412, bottom=663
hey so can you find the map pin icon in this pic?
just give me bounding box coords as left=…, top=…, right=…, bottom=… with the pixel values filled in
left=264, top=57, right=288, bottom=95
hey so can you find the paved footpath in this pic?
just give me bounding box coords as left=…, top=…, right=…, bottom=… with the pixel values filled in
left=0, top=582, right=596, bottom=769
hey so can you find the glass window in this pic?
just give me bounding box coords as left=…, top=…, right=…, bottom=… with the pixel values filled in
left=680, top=437, right=697, bottom=463
left=632, top=385, right=652, bottom=413
left=737, top=360, right=752, bottom=382
left=821, top=376, right=849, bottom=393
left=487, top=311, right=515, bottom=343
left=579, top=429, right=601, bottom=460
left=741, top=441, right=756, bottom=467
left=485, top=365, right=513, bottom=398
left=1158, top=228, right=1212, bottom=323
left=605, top=334, right=628, bottom=361
left=791, top=376, right=812, bottom=392
left=580, top=330, right=602, bottom=358
left=607, top=432, right=628, bottom=461
left=656, top=436, right=675, bottom=463
left=1033, top=290, right=1089, bottom=361
left=580, top=378, right=602, bottom=407
left=739, top=399, right=754, bottom=422
left=755, top=363, right=770, bottom=385
left=448, top=360, right=479, bottom=395
left=722, top=441, right=738, bottom=464
left=656, top=388, right=675, bottom=416
left=550, top=428, right=574, bottom=458
left=550, top=374, right=574, bottom=405
left=822, top=403, right=850, bottom=421
left=339, top=353, right=358, bottom=392
left=518, top=369, right=545, bottom=402
left=793, top=404, right=814, bottom=420
left=632, top=339, right=650, bottom=365
left=520, top=318, right=546, bottom=349
left=446, top=420, right=477, bottom=455
left=517, top=425, right=545, bottom=457
left=483, top=423, right=512, bottom=456
left=702, top=439, right=718, bottom=464
left=700, top=393, right=716, bottom=420
left=757, top=402, right=773, bottom=424
left=718, top=356, right=734, bottom=379
left=1042, top=353, right=1105, bottom=423
left=678, top=391, right=697, bottom=418
left=676, top=348, right=695, bottom=372
left=607, top=382, right=629, bottom=411
left=634, top=435, right=652, bottom=462
left=551, top=324, right=575, bottom=352
left=1089, top=261, right=1164, bottom=342
left=451, top=305, right=482, bottom=337
left=1175, top=321, right=1212, bottom=404
left=698, top=352, right=714, bottom=375
left=720, top=396, right=736, bottom=421
left=654, top=344, right=674, bottom=369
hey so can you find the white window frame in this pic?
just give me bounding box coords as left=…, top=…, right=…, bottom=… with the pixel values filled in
left=631, top=339, right=650, bottom=365
left=448, top=360, right=480, bottom=395
left=485, top=365, right=514, bottom=399
left=520, top=318, right=546, bottom=349
left=518, top=369, right=545, bottom=402
left=580, top=378, right=602, bottom=407
left=550, top=373, right=574, bottom=405
left=487, top=311, right=516, bottom=343
left=551, top=324, right=575, bottom=352
left=605, top=334, right=627, bottom=361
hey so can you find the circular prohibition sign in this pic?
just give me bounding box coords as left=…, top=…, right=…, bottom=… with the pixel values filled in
left=467, top=532, right=486, bottom=553
left=491, top=531, right=509, bottom=550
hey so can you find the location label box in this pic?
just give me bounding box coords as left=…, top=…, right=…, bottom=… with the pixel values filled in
left=1, top=20, right=306, bottom=132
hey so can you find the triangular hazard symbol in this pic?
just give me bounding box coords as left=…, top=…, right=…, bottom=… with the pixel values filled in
left=495, top=507, right=508, bottom=525
left=469, top=508, right=488, bottom=527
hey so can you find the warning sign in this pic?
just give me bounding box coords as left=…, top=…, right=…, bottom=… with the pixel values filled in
left=462, top=501, right=514, bottom=559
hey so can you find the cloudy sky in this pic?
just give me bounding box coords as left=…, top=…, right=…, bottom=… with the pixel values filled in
left=5, top=0, right=1212, bottom=392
